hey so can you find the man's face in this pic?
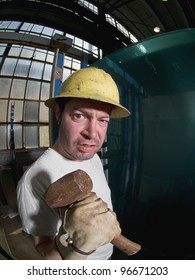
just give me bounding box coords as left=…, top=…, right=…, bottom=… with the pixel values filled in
left=55, top=98, right=111, bottom=161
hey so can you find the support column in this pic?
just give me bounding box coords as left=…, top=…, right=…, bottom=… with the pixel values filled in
left=49, top=49, right=64, bottom=145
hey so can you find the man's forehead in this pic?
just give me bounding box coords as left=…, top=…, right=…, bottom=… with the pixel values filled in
left=66, top=97, right=112, bottom=115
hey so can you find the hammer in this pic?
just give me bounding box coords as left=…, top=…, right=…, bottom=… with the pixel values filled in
left=44, top=169, right=141, bottom=256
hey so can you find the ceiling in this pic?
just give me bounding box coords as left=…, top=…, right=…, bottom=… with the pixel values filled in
left=0, top=0, right=195, bottom=55
left=90, top=0, right=195, bottom=40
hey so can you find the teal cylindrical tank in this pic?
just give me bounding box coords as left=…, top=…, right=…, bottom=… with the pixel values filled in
left=93, top=29, right=195, bottom=259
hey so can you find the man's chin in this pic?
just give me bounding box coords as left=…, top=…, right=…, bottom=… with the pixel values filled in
left=77, top=154, right=95, bottom=161
left=75, top=151, right=97, bottom=161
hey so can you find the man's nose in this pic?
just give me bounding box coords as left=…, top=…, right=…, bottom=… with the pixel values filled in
left=82, top=119, right=97, bottom=139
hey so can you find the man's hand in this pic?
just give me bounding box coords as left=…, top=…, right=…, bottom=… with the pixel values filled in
left=58, top=192, right=121, bottom=256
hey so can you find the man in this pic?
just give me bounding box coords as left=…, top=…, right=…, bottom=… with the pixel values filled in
left=17, top=67, right=130, bottom=260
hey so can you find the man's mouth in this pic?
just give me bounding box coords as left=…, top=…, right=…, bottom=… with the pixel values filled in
left=78, top=143, right=97, bottom=153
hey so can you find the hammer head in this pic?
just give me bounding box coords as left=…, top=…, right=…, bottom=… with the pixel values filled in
left=44, top=169, right=93, bottom=208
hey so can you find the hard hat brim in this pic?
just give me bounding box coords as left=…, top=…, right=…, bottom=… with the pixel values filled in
left=45, top=95, right=130, bottom=118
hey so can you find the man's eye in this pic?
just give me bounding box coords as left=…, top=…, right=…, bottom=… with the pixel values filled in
left=74, top=114, right=84, bottom=119
left=99, top=119, right=109, bottom=125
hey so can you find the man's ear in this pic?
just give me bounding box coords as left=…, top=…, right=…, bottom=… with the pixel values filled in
left=55, top=103, right=61, bottom=123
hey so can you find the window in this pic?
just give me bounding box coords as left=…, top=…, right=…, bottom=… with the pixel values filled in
left=0, top=21, right=101, bottom=151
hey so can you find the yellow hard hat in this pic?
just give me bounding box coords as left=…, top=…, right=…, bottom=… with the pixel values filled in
left=45, top=67, right=130, bottom=118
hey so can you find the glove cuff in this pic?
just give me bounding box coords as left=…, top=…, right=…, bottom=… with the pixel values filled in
left=66, top=237, right=96, bottom=255
left=58, top=233, right=95, bottom=255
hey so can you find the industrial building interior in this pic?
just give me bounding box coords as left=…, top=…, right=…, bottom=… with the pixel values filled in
left=1, top=0, right=195, bottom=260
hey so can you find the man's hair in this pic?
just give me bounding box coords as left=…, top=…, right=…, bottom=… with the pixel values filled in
left=55, top=97, right=70, bottom=116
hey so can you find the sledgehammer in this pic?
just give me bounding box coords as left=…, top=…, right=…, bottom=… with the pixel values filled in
left=44, top=169, right=141, bottom=256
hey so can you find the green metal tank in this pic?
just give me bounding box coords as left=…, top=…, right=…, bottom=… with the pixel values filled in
left=93, top=29, right=195, bottom=259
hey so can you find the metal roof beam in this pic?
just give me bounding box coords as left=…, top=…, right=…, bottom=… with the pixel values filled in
left=0, top=0, right=131, bottom=54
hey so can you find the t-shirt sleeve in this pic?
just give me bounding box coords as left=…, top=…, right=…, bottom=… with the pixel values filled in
left=17, top=167, right=60, bottom=236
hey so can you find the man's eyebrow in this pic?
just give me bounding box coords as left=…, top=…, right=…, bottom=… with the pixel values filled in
left=72, top=107, right=110, bottom=116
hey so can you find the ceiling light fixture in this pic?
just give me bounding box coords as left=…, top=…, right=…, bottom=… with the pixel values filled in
left=154, top=26, right=161, bottom=33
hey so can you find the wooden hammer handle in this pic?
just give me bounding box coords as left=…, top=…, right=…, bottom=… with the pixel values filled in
left=112, top=234, right=141, bottom=256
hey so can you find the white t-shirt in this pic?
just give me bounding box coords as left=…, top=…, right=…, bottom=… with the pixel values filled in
left=17, top=148, right=113, bottom=260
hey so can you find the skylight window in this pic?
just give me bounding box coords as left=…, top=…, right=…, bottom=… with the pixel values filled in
left=78, top=0, right=98, bottom=14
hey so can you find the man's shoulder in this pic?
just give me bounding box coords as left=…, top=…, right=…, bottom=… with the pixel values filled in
left=33, top=148, right=62, bottom=165
left=20, top=148, right=55, bottom=178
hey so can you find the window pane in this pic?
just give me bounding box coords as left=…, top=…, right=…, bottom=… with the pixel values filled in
left=8, top=21, right=21, bottom=30
left=75, top=37, right=83, bottom=47
left=64, top=56, right=72, bottom=68
left=63, top=68, right=72, bottom=81
left=39, top=102, right=48, bottom=122
left=46, top=51, right=54, bottom=63
left=0, top=78, right=11, bottom=98
left=42, top=26, right=53, bottom=36
left=24, top=126, right=38, bottom=148
left=29, top=61, right=44, bottom=79
left=84, top=41, right=90, bottom=50
left=9, top=45, right=22, bottom=56
left=39, top=126, right=49, bottom=147
left=0, top=21, right=10, bottom=29
left=92, top=45, right=99, bottom=56
left=34, top=49, right=47, bottom=61
left=14, top=124, right=23, bottom=149
left=31, top=24, right=44, bottom=33
left=10, top=79, right=26, bottom=99
left=24, top=101, right=39, bottom=122
left=0, top=44, right=7, bottom=55
left=43, top=64, right=52, bottom=80
left=0, top=100, right=8, bottom=122
left=0, top=125, right=7, bottom=149
left=40, top=82, right=50, bottom=100
left=72, top=59, right=80, bottom=70
left=26, top=80, right=40, bottom=100
left=20, top=22, right=33, bottom=31
left=1, top=58, right=17, bottom=75
left=15, top=59, right=31, bottom=77
left=20, top=47, right=34, bottom=59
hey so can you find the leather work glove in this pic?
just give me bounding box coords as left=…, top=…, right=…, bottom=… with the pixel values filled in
left=56, top=192, right=121, bottom=259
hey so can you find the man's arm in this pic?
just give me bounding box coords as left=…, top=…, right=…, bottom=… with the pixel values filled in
left=33, top=236, right=87, bottom=260
left=33, top=236, right=62, bottom=260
